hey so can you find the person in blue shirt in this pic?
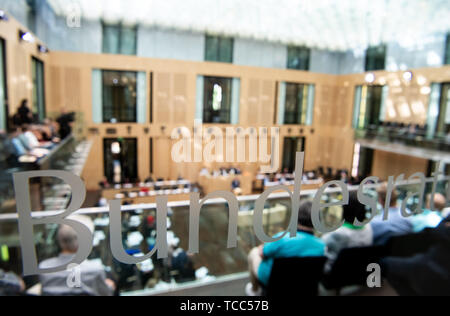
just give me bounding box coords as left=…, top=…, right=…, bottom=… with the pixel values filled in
left=371, top=184, right=413, bottom=245
left=411, top=193, right=446, bottom=232
left=246, top=200, right=326, bottom=296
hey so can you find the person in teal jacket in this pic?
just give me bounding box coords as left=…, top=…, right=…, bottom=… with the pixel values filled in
left=246, top=200, right=326, bottom=296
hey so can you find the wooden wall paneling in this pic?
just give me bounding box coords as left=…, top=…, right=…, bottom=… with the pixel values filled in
left=247, top=79, right=260, bottom=126
left=155, top=72, right=171, bottom=124
left=173, top=73, right=188, bottom=125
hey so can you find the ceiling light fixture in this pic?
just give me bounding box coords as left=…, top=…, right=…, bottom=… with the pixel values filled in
left=365, top=73, right=375, bottom=84
left=0, top=10, right=9, bottom=21
left=19, top=30, right=35, bottom=43
left=37, top=44, right=49, bottom=53
left=403, top=71, right=413, bottom=82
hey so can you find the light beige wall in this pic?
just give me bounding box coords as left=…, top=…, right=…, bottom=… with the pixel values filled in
left=45, top=51, right=355, bottom=189
left=0, top=15, right=49, bottom=119
left=371, top=150, right=429, bottom=180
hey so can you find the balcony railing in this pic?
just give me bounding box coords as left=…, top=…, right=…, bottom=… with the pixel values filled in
left=355, top=125, right=450, bottom=152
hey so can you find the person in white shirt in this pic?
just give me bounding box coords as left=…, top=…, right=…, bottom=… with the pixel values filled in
left=39, top=217, right=115, bottom=296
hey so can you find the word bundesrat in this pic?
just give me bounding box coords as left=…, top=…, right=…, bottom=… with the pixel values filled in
left=13, top=152, right=449, bottom=276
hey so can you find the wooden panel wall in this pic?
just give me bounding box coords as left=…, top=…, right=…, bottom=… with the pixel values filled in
left=371, top=150, right=429, bottom=180
left=0, top=15, right=49, bottom=119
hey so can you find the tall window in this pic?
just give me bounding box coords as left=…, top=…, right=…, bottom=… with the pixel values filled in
left=281, top=82, right=314, bottom=125
left=445, top=34, right=450, bottom=65
left=353, top=85, right=385, bottom=129
left=102, top=23, right=137, bottom=55
left=205, top=35, right=233, bottom=63
left=203, top=76, right=233, bottom=124
left=104, top=138, right=138, bottom=184
left=282, top=137, right=305, bottom=173
left=31, top=57, right=45, bottom=122
left=287, top=46, right=310, bottom=70
left=0, top=38, right=7, bottom=131
left=436, top=83, right=450, bottom=137
left=102, top=71, right=137, bottom=123
left=365, top=45, right=386, bottom=71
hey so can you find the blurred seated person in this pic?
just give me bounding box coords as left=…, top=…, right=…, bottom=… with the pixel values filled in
left=169, top=243, right=195, bottom=283
left=144, top=175, right=154, bottom=183
left=17, top=99, right=33, bottom=125
left=22, top=125, right=40, bottom=148
left=230, top=167, right=242, bottom=175
left=199, top=167, right=210, bottom=176
left=283, top=168, right=294, bottom=181
left=220, top=167, right=228, bottom=176
left=40, top=118, right=59, bottom=142
left=337, top=170, right=349, bottom=184
left=232, top=177, right=242, bottom=195
left=380, top=215, right=450, bottom=296
left=246, top=200, right=326, bottom=296
left=0, top=263, right=25, bottom=296
left=322, top=192, right=373, bottom=271
left=98, top=177, right=111, bottom=189
left=231, top=177, right=241, bottom=190
left=411, top=193, right=446, bottom=232
left=9, top=129, right=28, bottom=157
left=56, top=110, right=75, bottom=140
left=39, top=217, right=115, bottom=296
left=8, top=128, right=47, bottom=160
left=371, top=184, right=413, bottom=245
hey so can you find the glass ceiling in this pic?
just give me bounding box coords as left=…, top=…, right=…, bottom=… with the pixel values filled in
left=47, top=0, right=450, bottom=52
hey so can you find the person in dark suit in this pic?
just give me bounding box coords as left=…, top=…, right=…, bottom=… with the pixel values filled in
left=380, top=216, right=450, bottom=296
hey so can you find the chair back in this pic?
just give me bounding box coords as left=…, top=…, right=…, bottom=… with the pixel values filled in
left=267, top=256, right=327, bottom=297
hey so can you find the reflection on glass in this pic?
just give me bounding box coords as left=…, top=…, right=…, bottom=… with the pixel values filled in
left=102, top=71, right=137, bottom=123
left=203, top=76, right=232, bottom=124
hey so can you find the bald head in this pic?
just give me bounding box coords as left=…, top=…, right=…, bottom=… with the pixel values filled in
left=57, top=225, right=79, bottom=254
left=428, top=193, right=447, bottom=212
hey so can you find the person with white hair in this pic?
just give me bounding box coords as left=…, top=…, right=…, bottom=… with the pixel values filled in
left=38, top=216, right=115, bottom=296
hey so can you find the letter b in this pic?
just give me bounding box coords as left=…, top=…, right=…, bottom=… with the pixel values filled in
left=13, top=171, right=93, bottom=276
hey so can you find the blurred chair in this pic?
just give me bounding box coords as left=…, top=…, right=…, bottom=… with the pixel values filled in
left=267, top=257, right=327, bottom=297
left=322, top=246, right=388, bottom=294
left=384, top=230, right=434, bottom=258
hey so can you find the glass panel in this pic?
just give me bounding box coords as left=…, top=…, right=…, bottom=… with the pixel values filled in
left=284, top=82, right=305, bottom=124
left=287, top=46, right=310, bottom=70
left=436, top=83, right=450, bottom=138
left=282, top=137, right=305, bottom=173
left=103, top=138, right=138, bottom=184
left=202, top=76, right=232, bottom=124
left=31, top=58, right=45, bottom=122
left=353, top=86, right=363, bottom=129
left=0, top=136, right=81, bottom=214
left=120, top=26, right=137, bottom=56
left=445, top=33, right=450, bottom=65
left=136, top=72, right=147, bottom=124
left=218, top=37, right=233, bottom=63
left=365, top=45, right=386, bottom=71
left=0, top=38, right=6, bottom=131
left=1, top=176, right=448, bottom=295
left=205, top=36, right=233, bottom=63
left=92, top=69, right=103, bottom=124
left=231, top=78, right=240, bottom=124
left=102, top=24, right=120, bottom=54
left=354, top=85, right=384, bottom=130
left=102, top=70, right=137, bottom=123
left=205, top=35, right=219, bottom=62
